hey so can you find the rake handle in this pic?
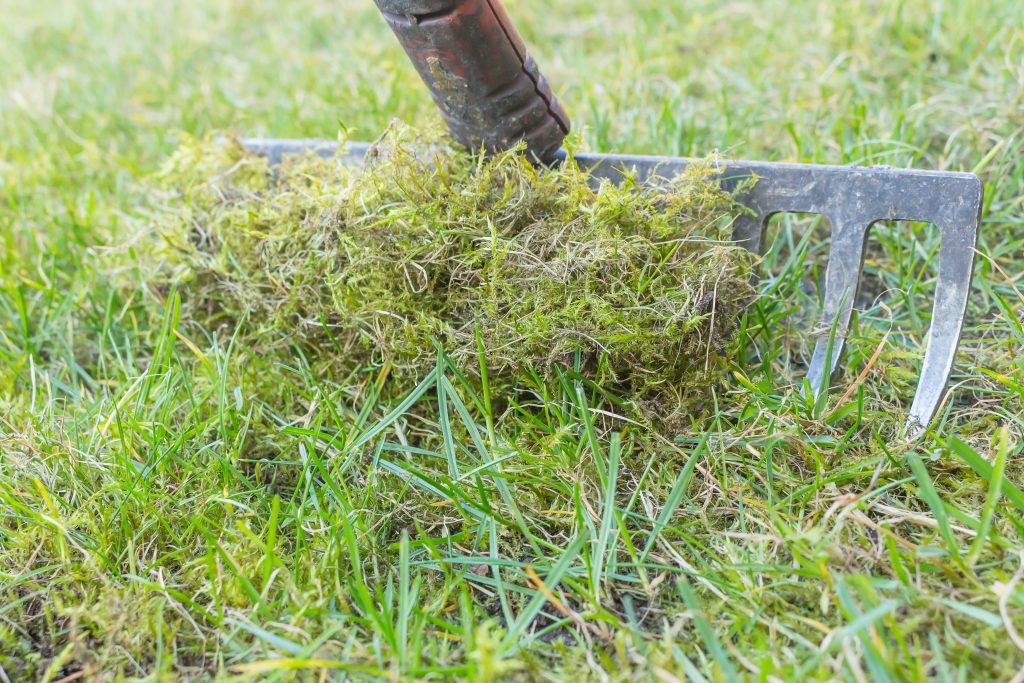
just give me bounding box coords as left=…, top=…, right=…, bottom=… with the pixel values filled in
left=374, top=0, right=570, bottom=164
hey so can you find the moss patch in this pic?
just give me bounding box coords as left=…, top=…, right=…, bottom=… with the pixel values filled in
left=145, top=123, right=754, bottom=419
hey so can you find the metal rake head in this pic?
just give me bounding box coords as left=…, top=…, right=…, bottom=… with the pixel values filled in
left=238, top=0, right=983, bottom=435
left=576, top=152, right=983, bottom=435
left=242, top=138, right=982, bottom=434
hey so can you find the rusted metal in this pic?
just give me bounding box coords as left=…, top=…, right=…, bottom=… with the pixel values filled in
left=374, top=0, right=569, bottom=164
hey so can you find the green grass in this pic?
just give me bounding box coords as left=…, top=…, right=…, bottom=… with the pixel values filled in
left=1, top=0, right=1023, bottom=680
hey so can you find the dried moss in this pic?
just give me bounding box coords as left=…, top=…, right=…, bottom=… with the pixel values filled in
left=146, top=123, right=754, bottom=418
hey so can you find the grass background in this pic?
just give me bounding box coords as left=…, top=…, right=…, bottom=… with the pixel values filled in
left=1, top=0, right=1023, bottom=680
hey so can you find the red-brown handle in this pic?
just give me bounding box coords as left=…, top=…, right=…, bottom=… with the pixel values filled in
left=374, top=0, right=570, bottom=164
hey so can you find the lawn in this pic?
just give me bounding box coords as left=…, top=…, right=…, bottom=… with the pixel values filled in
left=2, top=0, right=1024, bottom=680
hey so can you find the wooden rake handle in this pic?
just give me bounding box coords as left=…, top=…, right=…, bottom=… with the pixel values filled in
left=373, top=0, right=570, bottom=164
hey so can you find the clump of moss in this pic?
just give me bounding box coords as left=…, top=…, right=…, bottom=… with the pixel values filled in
left=146, top=122, right=754, bottom=418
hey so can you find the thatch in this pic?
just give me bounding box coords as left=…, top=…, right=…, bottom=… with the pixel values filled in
left=147, top=123, right=754, bottom=419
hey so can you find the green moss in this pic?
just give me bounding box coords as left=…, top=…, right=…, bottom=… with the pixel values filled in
left=146, top=122, right=754, bottom=419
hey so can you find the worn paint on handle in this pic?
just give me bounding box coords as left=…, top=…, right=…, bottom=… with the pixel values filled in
left=375, top=0, right=570, bottom=164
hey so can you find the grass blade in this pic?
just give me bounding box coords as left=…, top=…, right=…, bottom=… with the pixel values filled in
left=947, top=435, right=1024, bottom=513
left=677, top=580, right=739, bottom=683
left=905, top=451, right=961, bottom=562
left=967, top=428, right=1011, bottom=565
left=503, top=532, right=588, bottom=651
left=592, top=431, right=621, bottom=598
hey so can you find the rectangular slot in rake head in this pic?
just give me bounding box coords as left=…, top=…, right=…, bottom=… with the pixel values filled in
left=242, top=138, right=982, bottom=435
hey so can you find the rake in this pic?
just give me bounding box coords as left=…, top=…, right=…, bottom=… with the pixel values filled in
left=243, top=0, right=982, bottom=434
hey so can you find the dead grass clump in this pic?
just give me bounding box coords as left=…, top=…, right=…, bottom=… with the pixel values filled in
left=146, top=123, right=754, bottom=416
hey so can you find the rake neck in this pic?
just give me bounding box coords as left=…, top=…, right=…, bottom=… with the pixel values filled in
left=374, top=0, right=570, bottom=164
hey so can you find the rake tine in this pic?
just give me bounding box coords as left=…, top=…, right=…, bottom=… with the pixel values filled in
left=805, top=215, right=871, bottom=400
left=905, top=213, right=980, bottom=435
